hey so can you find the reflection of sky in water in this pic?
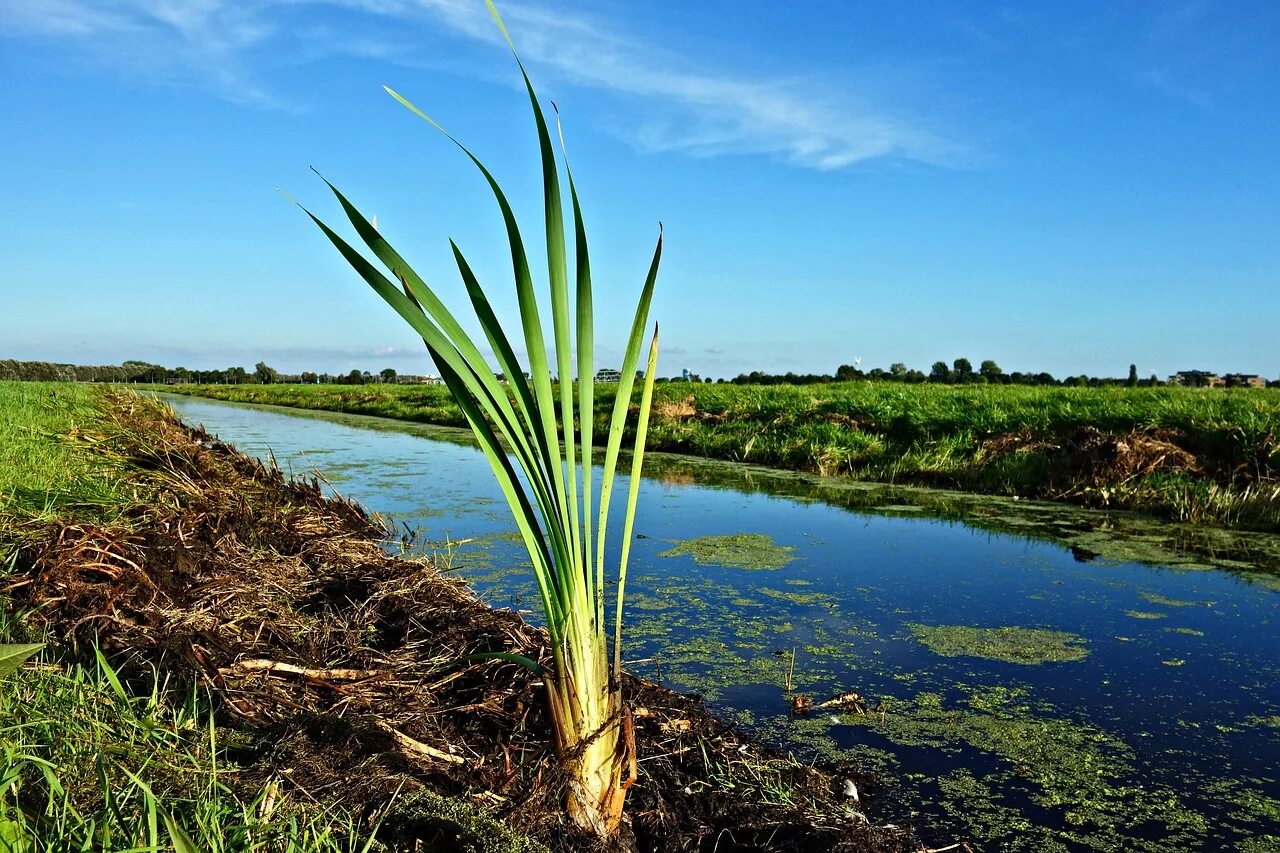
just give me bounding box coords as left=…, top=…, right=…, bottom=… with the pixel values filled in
left=166, top=396, right=1280, bottom=850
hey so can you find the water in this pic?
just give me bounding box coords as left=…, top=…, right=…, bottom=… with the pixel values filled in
left=163, top=395, right=1280, bottom=851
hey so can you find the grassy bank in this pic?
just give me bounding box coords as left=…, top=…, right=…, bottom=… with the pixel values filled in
left=0, top=382, right=130, bottom=521
left=1, top=382, right=389, bottom=850
left=1, top=382, right=916, bottom=852
left=158, top=382, right=1280, bottom=531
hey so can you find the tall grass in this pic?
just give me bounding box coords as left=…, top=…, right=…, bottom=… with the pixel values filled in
left=298, top=3, right=660, bottom=837
left=0, top=382, right=129, bottom=521
left=0, top=647, right=380, bottom=852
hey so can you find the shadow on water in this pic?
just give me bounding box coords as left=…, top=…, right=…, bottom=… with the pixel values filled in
left=159, top=394, right=1280, bottom=852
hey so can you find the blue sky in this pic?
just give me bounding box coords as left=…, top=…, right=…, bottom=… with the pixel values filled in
left=2, top=0, right=1277, bottom=379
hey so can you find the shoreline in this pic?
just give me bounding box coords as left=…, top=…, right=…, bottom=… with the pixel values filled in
left=157, top=389, right=1280, bottom=580
left=152, top=382, right=1280, bottom=534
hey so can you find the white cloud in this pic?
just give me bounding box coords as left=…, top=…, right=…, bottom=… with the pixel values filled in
left=0, top=0, right=963, bottom=167
left=1, top=0, right=283, bottom=106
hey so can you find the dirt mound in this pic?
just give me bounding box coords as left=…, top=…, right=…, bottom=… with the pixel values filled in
left=1058, top=427, right=1200, bottom=485
left=9, top=394, right=916, bottom=852
left=982, top=426, right=1201, bottom=493
left=654, top=396, right=698, bottom=421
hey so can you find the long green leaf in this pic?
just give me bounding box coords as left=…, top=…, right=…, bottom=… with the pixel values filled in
left=316, top=177, right=548, bottom=488
left=429, top=342, right=567, bottom=637
left=300, top=207, right=574, bottom=632
left=596, top=230, right=663, bottom=577
left=382, top=85, right=573, bottom=575
left=162, top=811, right=200, bottom=853
left=557, top=108, right=599, bottom=634
left=524, top=78, right=580, bottom=600
left=300, top=207, right=542, bottom=499
left=448, top=241, right=571, bottom=572
left=615, top=326, right=660, bottom=673
left=481, top=0, right=583, bottom=617
left=0, top=644, right=43, bottom=681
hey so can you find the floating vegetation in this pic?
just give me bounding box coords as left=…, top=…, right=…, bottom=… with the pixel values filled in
left=1125, top=610, right=1167, bottom=620
left=759, top=587, right=837, bottom=607
left=658, top=533, right=796, bottom=570
left=1166, top=627, right=1206, bottom=637
left=1162, top=658, right=1186, bottom=667
left=844, top=688, right=1209, bottom=850
left=1243, top=572, right=1280, bottom=593
left=1245, top=715, right=1280, bottom=729
left=907, top=624, right=1089, bottom=664
left=1223, top=786, right=1280, bottom=826
left=1140, top=592, right=1199, bottom=607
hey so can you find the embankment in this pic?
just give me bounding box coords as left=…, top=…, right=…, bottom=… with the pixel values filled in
left=158, top=382, right=1280, bottom=532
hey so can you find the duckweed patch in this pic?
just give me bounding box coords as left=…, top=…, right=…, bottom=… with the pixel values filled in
left=907, top=624, right=1089, bottom=664
left=1166, top=627, right=1206, bottom=636
left=760, top=587, right=837, bottom=607
left=658, top=533, right=796, bottom=570
left=1125, top=610, right=1167, bottom=620
left=1140, top=592, right=1199, bottom=607
left=1243, top=572, right=1280, bottom=593
left=845, top=689, right=1209, bottom=850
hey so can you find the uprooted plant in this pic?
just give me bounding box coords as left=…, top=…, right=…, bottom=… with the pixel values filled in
left=297, top=1, right=661, bottom=840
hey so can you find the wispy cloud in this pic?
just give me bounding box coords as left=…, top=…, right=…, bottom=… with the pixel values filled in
left=1, top=0, right=283, bottom=106
left=0, top=0, right=963, bottom=167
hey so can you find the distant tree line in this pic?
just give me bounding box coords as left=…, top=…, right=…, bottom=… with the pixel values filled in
left=0, top=359, right=409, bottom=386
left=5, top=356, right=1276, bottom=389
left=733, top=359, right=1278, bottom=388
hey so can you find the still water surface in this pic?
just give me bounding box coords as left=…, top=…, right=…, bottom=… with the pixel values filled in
left=164, top=395, right=1280, bottom=851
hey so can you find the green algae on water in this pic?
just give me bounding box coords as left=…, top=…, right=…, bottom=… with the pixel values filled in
left=908, top=624, right=1089, bottom=664
left=1245, top=715, right=1280, bottom=729
left=658, top=533, right=796, bottom=570
left=759, top=587, right=837, bottom=607
left=1125, top=610, right=1167, bottom=620
left=1243, top=572, right=1280, bottom=593
left=1140, top=592, right=1199, bottom=607
left=845, top=688, right=1209, bottom=850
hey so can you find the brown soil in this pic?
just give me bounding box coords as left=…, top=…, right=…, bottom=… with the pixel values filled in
left=981, top=426, right=1202, bottom=492
left=7, top=394, right=918, bottom=853
left=653, top=396, right=698, bottom=421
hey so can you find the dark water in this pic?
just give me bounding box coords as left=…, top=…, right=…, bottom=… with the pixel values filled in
left=163, top=395, right=1280, bottom=852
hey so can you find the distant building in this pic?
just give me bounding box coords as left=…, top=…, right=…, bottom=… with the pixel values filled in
left=397, top=374, right=444, bottom=385
left=1224, top=373, right=1267, bottom=389
left=595, top=368, right=622, bottom=383
left=1167, top=370, right=1225, bottom=388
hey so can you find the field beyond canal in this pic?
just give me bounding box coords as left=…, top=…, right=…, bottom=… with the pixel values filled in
left=158, top=382, right=1280, bottom=532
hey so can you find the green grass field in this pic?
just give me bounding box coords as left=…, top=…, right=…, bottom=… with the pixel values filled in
left=0, top=382, right=130, bottom=521
left=157, top=381, right=1280, bottom=530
